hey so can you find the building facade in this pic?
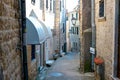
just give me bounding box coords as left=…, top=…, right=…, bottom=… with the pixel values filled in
left=79, top=0, right=92, bottom=73
left=68, top=10, right=80, bottom=52
left=79, top=0, right=120, bottom=80
left=26, top=0, right=55, bottom=79
left=94, top=0, right=120, bottom=80
left=53, top=0, right=66, bottom=54
left=66, top=12, right=71, bottom=52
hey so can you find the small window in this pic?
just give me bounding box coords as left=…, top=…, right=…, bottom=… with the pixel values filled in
left=40, top=0, right=43, bottom=10
left=31, top=0, right=35, bottom=5
left=72, top=14, right=73, bottom=18
left=63, top=23, right=65, bottom=33
left=53, top=0, right=55, bottom=13
left=99, top=0, right=104, bottom=17
left=71, top=27, right=73, bottom=34
left=77, top=27, right=79, bottom=35
left=46, top=0, right=48, bottom=9
left=60, top=1, right=61, bottom=11
left=76, top=13, right=78, bottom=20
left=72, top=27, right=74, bottom=34
left=66, top=16, right=68, bottom=21
left=31, top=45, right=35, bottom=60
left=50, top=0, right=52, bottom=11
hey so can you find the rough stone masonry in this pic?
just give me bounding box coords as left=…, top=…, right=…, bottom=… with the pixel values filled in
left=0, top=0, right=22, bottom=80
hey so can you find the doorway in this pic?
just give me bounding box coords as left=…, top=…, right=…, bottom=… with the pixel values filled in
left=117, top=0, right=120, bottom=78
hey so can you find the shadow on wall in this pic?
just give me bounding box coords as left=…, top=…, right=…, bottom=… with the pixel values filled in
left=0, top=66, right=4, bottom=80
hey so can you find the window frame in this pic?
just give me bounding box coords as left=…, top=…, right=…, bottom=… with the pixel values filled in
left=98, top=0, right=106, bottom=21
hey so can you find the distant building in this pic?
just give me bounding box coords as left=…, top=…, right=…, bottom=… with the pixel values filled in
left=66, top=11, right=71, bottom=52
left=68, top=9, right=80, bottom=52
left=54, top=0, right=66, bottom=54
left=26, top=0, right=54, bottom=79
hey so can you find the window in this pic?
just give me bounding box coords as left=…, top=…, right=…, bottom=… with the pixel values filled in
left=46, top=0, right=48, bottom=9
left=71, top=27, right=73, bottom=34
left=31, top=45, right=35, bottom=60
left=77, top=27, right=79, bottom=35
left=50, top=0, right=52, bottom=11
left=72, top=14, right=73, bottom=18
left=66, top=16, right=68, bottom=21
left=31, top=0, right=35, bottom=5
left=40, top=0, right=43, bottom=10
left=60, top=1, right=61, bottom=11
left=63, top=23, right=65, bottom=33
left=76, top=13, right=78, bottom=20
left=53, top=0, right=55, bottom=13
left=99, top=0, right=104, bottom=17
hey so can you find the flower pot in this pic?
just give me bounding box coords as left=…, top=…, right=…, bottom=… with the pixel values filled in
left=94, top=57, right=104, bottom=65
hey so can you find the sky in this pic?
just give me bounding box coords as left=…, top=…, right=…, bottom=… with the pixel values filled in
left=66, top=0, right=78, bottom=12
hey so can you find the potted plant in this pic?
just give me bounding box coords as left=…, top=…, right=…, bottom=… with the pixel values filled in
left=94, top=56, right=104, bottom=65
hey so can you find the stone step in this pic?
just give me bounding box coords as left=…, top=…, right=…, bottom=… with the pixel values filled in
left=46, top=60, right=54, bottom=67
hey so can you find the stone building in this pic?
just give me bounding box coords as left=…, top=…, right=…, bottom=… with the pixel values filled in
left=68, top=7, right=80, bottom=52
left=66, top=12, right=71, bottom=52
left=80, top=0, right=120, bottom=80
left=26, top=0, right=54, bottom=79
left=54, top=0, right=66, bottom=54
left=79, top=0, right=92, bottom=72
left=94, top=0, right=120, bottom=80
left=0, top=0, right=22, bottom=80
left=0, top=0, right=55, bottom=79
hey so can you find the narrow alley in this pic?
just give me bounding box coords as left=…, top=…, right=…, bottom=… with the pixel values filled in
left=43, top=52, right=95, bottom=80
left=1, top=0, right=120, bottom=80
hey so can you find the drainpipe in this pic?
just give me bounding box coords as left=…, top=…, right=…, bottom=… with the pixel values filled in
left=19, top=0, right=28, bottom=80
left=91, top=0, right=96, bottom=71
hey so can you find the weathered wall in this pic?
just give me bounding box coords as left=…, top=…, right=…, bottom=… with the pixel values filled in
left=79, top=0, right=92, bottom=72
left=27, top=45, right=37, bottom=80
left=0, top=0, right=22, bottom=80
left=54, top=0, right=60, bottom=52
left=95, top=0, right=115, bottom=80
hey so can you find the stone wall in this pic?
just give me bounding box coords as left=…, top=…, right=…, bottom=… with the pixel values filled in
left=54, top=0, right=60, bottom=51
left=79, top=0, right=92, bottom=72
left=95, top=0, right=115, bottom=80
left=27, top=45, right=37, bottom=80
left=0, top=0, right=22, bottom=80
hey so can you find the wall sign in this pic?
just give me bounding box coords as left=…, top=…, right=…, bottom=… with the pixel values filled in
left=90, top=47, right=95, bottom=54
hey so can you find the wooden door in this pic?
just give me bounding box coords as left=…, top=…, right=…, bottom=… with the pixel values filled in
left=117, top=1, right=120, bottom=78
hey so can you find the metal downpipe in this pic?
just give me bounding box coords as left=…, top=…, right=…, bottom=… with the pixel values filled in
left=19, top=0, right=28, bottom=80
left=91, top=0, right=96, bottom=71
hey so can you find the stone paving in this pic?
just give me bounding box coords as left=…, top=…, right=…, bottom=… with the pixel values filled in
left=41, top=52, right=95, bottom=80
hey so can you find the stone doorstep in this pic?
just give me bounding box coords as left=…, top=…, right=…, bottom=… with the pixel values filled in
left=60, top=52, right=66, bottom=57
left=46, top=60, right=55, bottom=67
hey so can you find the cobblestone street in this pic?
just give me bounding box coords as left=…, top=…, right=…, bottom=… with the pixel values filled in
left=43, top=52, right=95, bottom=80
